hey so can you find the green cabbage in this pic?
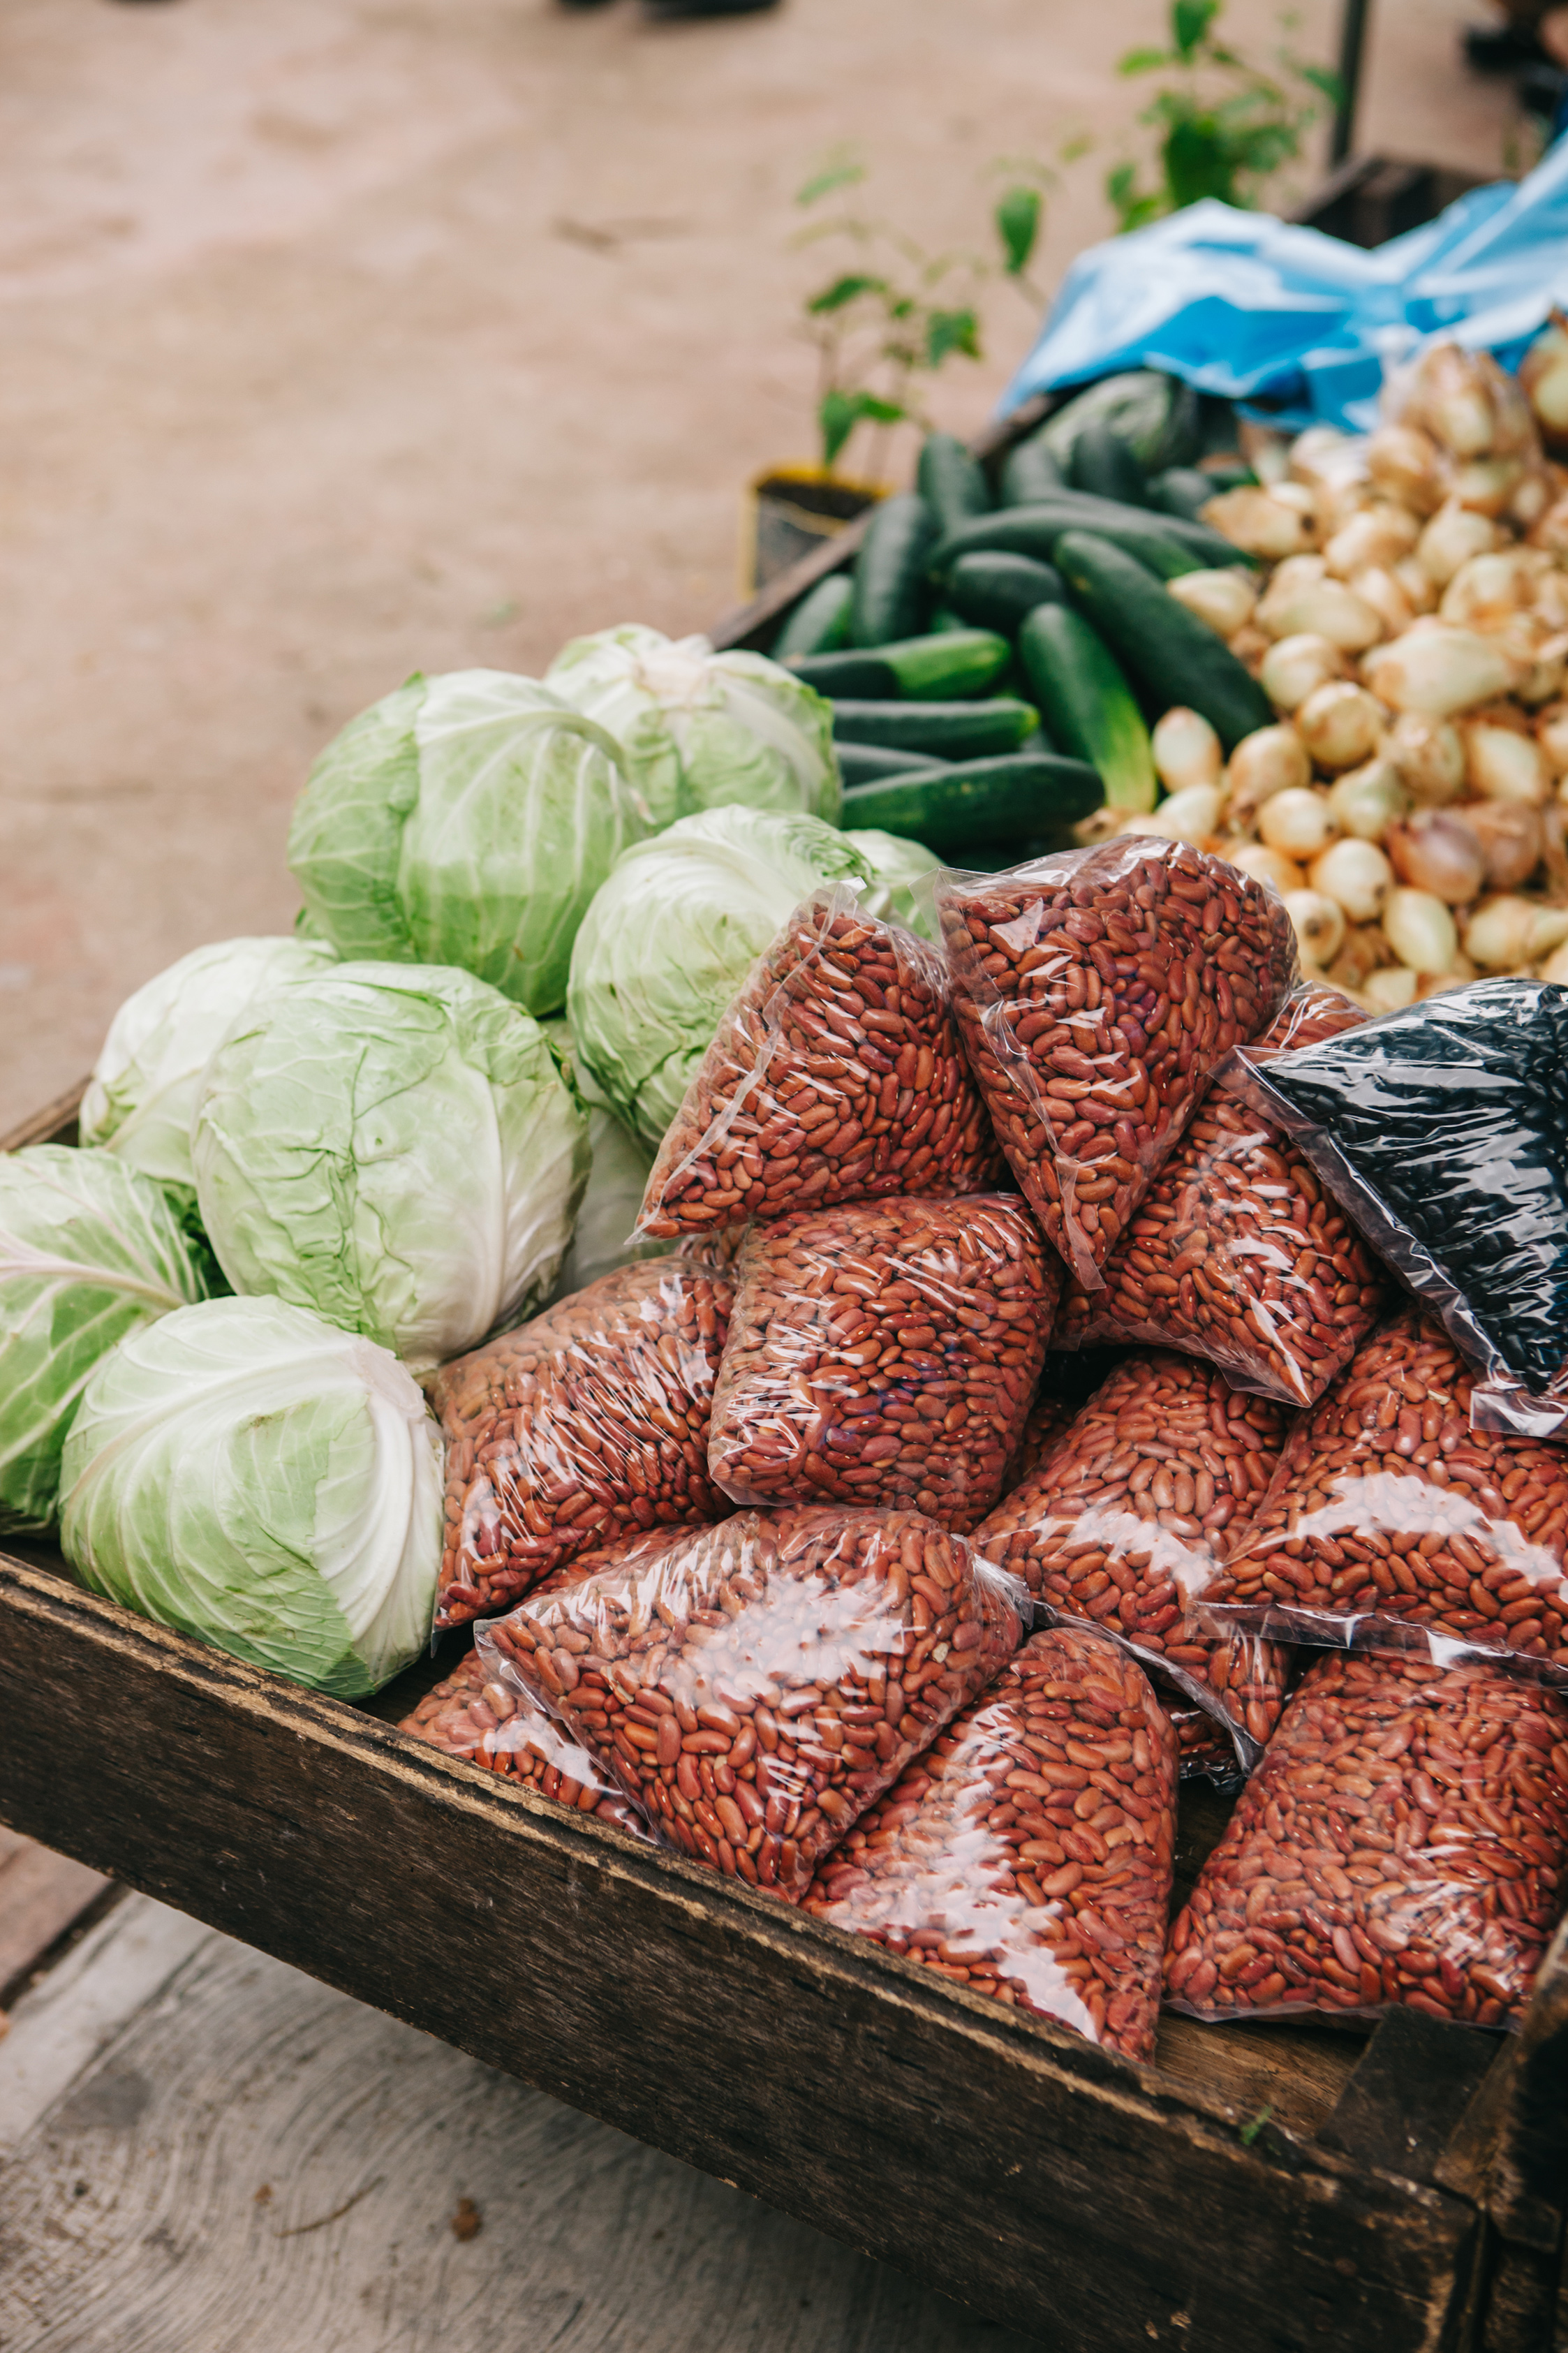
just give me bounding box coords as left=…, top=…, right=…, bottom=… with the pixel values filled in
left=0, top=1146, right=216, bottom=1532
left=286, top=670, right=651, bottom=1017
left=80, top=936, right=338, bottom=1201
left=566, top=806, right=873, bottom=1149
left=193, top=961, right=590, bottom=1370
left=842, top=827, right=941, bottom=942
left=540, top=1016, right=670, bottom=1297
left=60, top=1294, right=443, bottom=1697
left=545, top=626, right=841, bottom=830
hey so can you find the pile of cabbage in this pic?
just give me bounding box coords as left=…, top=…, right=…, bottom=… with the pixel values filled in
left=8, top=630, right=939, bottom=1696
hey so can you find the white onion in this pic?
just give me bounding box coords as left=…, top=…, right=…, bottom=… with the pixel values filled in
left=1521, top=318, right=1568, bottom=445
left=1464, top=720, right=1549, bottom=805
left=1256, top=569, right=1384, bottom=650
left=1201, top=487, right=1313, bottom=559
left=1537, top=704, right=1568, bottom=774
left=1151, top=706, right=1223, bottom=792
left=1225, top=843, right=1305, bottom=895
left=1416, top=501, right=1501, bottom=587
left=1439, top=551, right=1533, bottom=630
left=1352, top=566, right=1418, bottom=638
left=1166, top=569, right=1257, bottom=640
left=1391, top=556, right=1438, bottom=615
left=1143, top=783, right=1223, bottom=843
left=1366, top=424, right=1443, bottom=515
left=1324, top=506, right=1418, bottom=579
left=1326, top=758, right=1407, bottom=841
left=1363, top=624, right=1514, bottom=717
left=1464, top=896, right=1568, bottom=969
left=1382, top=887, right=1458, bottom=974
left=1449, top=457, right=1527, bottom=518
left=1465, top=799, right=1546, bottom=889
left=1513, top=626, right=1568, bottom=709
left=1283, top=889, right=1345, bottom=967
left=1258, top=633, right=1343, bottom=712
left=1225, top=724, right=1310, bottom=825
left=1363, top=965, right=1419, bottom=1012
left=1309, top=836, right=1395, bottom=922
left=1539, top=938, right=1568, bottom=982
left=1384, top=810, right=1487, bottom=904
left=1386, top=711, right=1466, bottom=804
left=1295, top=681, right=1385, bottom=772
left=1259, top=786, right=1339, bottom=860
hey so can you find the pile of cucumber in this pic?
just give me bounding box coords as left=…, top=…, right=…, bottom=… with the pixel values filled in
left=767, top=370, right=1270, bottom=870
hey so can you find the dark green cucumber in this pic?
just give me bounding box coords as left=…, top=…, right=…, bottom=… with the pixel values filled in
left=1054, top=529, right=1273, bottom=753
left=998, top=436, right=1066, bottom=507
left=831, top=697, right=1040, bottom=760
left=770, top=573, right=854, bottom=662
left=1146, top=466, right=1217, bottom=522
left=945, top=550, right=1065, bottom=634
left=927, top=605, right=970, bottom=634
left=932, top=498, right=1250, bottom=581
left=836, top=741, right=949, bottom=788
left=850, top=493, right=938, bottom=647
left=916, top=432, right=991, bottom=535
left=1017, top=604, right=1157, bottom=812
left=1070, top=420, right=1148, bottom=508
left=841, top=752, right=1102, bottom=851
left=792, top=629, right=1009, bottom=701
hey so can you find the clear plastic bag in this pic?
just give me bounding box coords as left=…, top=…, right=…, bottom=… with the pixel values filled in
left=707, top=1195, right=1058, bottom=1533
left=1004, top=1394, right=1075, bottom=1489
left=975, top=1352, right=1292, bottom=1772
left=637, top=886, right=1000, bottom=1240
left=804, top=1622, right=1177, bottom=2061
left=1183, top=1311, right=1568, bottom=1683
left=475, top=1505, right=1026, bottom=1903
left=1227, top=978, right=1568, bottom=1440
left=399, top=1649, right=653, bottom=1840
left=428, top=1257, right=734, bottom=1632
left=1164, top=1650, right=1568, bottom=2030
left=936, top=840, right=1297, bottom=1292
left=1053, top=982, right=1386, bottom=1408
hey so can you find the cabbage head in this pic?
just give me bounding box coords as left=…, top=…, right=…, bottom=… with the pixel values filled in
left=60, top=1294, right=443, bottom=1697
left=80, top=936, right=338, bottom=1202
left=193, top=961, right=590, bottom=1370
left=566, top=806, right=873, bottom=1150
left=545, top=626, right=841, bottom=831
left=842, top=828, right=941, bottom=943
left=0, top=1145, right=216, bottom=1532
left=540, top=1016, right=670, bottom=1297
left=286, top=670, right=651, bottom=1017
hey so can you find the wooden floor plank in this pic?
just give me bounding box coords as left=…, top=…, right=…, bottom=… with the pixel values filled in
left=0, top=1899, right=1039, bottom=2353
left=0, top=1841, right=111, bottom=2005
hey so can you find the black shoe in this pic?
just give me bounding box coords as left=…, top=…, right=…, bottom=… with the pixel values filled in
left=643, top=0, right=780, bottom=15
left=1463, top=20, right=1551, bottom=71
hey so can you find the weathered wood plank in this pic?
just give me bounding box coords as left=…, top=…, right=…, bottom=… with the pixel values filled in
left=1319, top=2012, right=1499, bottom=2187
left=0, top=1552, right=1479, bottom=2353
left=0, top=1902, right=1035, bottom=2353
left=0, top=1082, right=84, bottom=1154
left=0, top=1841, right=112, bottom=2006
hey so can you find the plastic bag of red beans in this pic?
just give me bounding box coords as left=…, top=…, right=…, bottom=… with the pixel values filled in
left=1165, top=1649, right=1568, bottom=2030
left=475, top=1505, right=1026, bottom=1903
left=805, top=1622, right=1177, bottom=2061
left=397, top=1649, right=653, bottom=1841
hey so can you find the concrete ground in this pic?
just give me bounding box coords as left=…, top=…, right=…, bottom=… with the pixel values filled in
left=0, top=0, right=1521, bottom=1131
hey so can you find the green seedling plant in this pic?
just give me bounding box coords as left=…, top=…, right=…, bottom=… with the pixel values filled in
left=794, top=151, right=1058, bottom=475
left=1107, top=0, right=1339, bottom=230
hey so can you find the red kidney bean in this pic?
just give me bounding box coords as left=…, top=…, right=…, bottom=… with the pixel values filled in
left=936, top=840, right=1297, bottom=1290
left=1053, top=984, right=1387, bottom=1408
left=1165, top=1650, right=1568, bottom=2029
left=707, top=1195, right=1058, bottom=1533
left=975, top=1352, right=1293, bottom=1770
left=638, top=887, right=1001, bottom=1239
left=1186, top=1310, right=1568, bottom=1681
left=399, top=1650, right=652, bottom=1840
left=478, top=1506, right=1025, bottom=1903
left=428, top=1258, right=734, bottom=1632
left=1004, top=1394, right=1074, bottom=1489
left=805, top=1622, right=1178, bottom=2061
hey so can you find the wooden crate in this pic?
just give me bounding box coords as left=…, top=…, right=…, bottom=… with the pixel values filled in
left=2, top=1084, right=1565, bottom=2350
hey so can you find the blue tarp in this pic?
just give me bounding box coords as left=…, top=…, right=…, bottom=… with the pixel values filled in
left=1001, top=138, right=1568, bottom=433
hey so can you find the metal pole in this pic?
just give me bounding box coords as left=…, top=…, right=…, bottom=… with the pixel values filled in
left=1331, top=0, right=1372, bottom=163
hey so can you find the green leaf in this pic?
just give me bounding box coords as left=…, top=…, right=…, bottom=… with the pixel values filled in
left=1172, top=0, right=1219, bottom=58
left=819, top=388, right=905, bottom=469
left=995, top=184, right=1042, bottom=275
left=924, top=307, right=982, bottom=367
left=1298, top=62, right=1343, bottom=100
left=1118, top=45, right=1171, bottom=73
left=1164, top=113, right=1239, bottom=207
left=806, top=272, right=885, bottom=315
left=797, top=158, right=865, bottom=207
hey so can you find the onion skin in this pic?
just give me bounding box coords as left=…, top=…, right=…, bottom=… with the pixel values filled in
left=1386, top=711, right=1466, bottom=804
left=1464, top=798, right=1546, bottom=890
left=1536, top=702, right=1568, bottom=774
left=1167, top=568, right=1257, bottom=640
left=1309, top=836, right=1395, bottom=923
left=1258, top=632, right=1344, bottom=712
left=1225, top=724, right=1310, bottom=825
left=1416, top=501, right=1501, bottom=588
left=1202, top=487, right=1313, bottom=559
left=1325, top=758, right=1407, bottom=841
left=1366, top=424, right=1444, bottom=516
left=1464, top=718, right=1550, bottom=806
left=1363, top=624, right=1514, bottom=718
left=1296, top=681, right=1385, bottom=772
left=1259, top=786, right=1338, bottom=860
left=1385, top=809, right=1487, bottom=904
